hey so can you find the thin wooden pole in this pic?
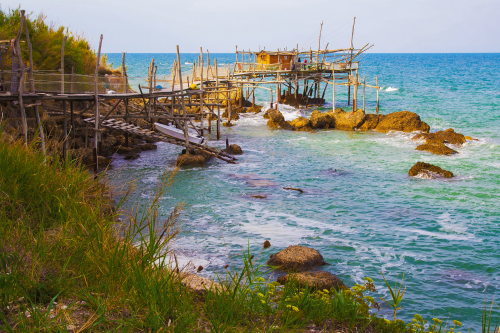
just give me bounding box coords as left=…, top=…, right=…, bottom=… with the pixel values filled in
left=23, top=14, right=46, bottom=152
left=363, top=75, right=366, bottom=112
left=376, top=76, right=379, bottom=113
left=176, top=45, right=189, bottom=144
left=318, top=21, right=323, bottom=63
left=63, top=100, right=68, bottom=159
left=332, top=66, right=336, bottom=110
left=200, top=47, right=204, bottom=136
left=70, top=66, right=74, bottom=93
left=15, top=11, right=27, bottom=144
left=215, top=59, right=220, bottom=140
left=61, top=36, right=67, bottom=94
left=93, top=34, right=103, bottom=174
left=353, top=71, right=358, bottom=112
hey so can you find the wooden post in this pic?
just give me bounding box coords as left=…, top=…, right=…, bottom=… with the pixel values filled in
left=61, top=36, right=67, bottom=94
left=63, top=100, right=68, bottom=159
left=332, top=65, right=336, bottom=110
left=15, top=11, right=27, bottom=144
left=93, top=34, right=103, bottom=174
left=239, top=84, right=243, bottom=107
left=70, top=66, right=74, bottom=93
left=376, top=76, right=379, bottom=113
left=23, top=13, right=46, bottom=152
left=176, top=45, right=189, bottom=144
left=363, top=75, right=366, bottom=112
left=353, top=72, right=358, bottom=112
left=318, top=21, right=323, bottom=63
left=215, top=59, right=220, bottom=140
left=252, top=84, right=255, bottom=107
left=275, top=83, right=279, bottom=109
left=199, top=47, right=204, bottom=136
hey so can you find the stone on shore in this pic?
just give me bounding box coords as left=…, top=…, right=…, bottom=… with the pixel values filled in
left=266, top=109, right=294, bottom=130
left=222, top=144, right=243, bottom=155
left=375, top=111, right=430, bottom=133
left=221, top=110, right=240, bottom=120
left=412, top=128, right=466, bottom=146
left=277, top=271, right=346, bottom=291
left=415, top=143, right=458, bottom=155
left=358, top=113, right=384, bottom=131
left=180, top=272, right=221, bottom=296
left=329, top=109, right=366, bottom=131
left=138, top=143, right=157, bottom=151
left=267, top=245, right=328, bottom=272
left=408, top=162, right=454, bottom=179
left=310, top=110, right=334, bottom=129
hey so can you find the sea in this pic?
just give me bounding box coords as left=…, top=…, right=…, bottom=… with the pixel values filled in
left=106, top=52, right=500, bottom=330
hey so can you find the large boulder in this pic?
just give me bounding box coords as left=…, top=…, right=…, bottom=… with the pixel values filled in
left=176, top=149, right=212, bottom=167
left=329, top=109, right=366, bottom=131
left=266, top=109, right=294, bottom=130
left=138, top=143, right=158, bottom=151
left=310, top=110, right=334, bottom=129
left=277, top=271, right=346, bottom=291
left=375, top=111, right=430, bottom=133
left=358, top=114, right=384, bottom=131
left=222, top=110, right=240, bottom=120
left=288, top=117, right=313, bottom=132
left=412, top=128, right=466, bottom=146
left=408, top=162, right=454, bottom=179
left=415, top=143, right=458, bottom=155
left=222, top=144, right=243, bottom=155
left=267, top=245, right=328, bottom=272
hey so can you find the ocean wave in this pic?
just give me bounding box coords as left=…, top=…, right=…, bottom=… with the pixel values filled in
left=383, top=86, right=399, bottom=92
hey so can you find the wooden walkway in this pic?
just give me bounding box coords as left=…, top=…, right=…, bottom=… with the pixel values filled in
left=83, top=118, right=236, bottom=164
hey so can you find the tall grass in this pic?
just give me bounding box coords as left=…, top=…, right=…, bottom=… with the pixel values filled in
left=0, top=133, right=497, bottom=332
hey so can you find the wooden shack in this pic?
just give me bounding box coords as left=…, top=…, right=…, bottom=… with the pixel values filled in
left=256, top=51, right=295, bottom=70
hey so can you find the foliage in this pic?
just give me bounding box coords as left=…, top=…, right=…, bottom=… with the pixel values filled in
left=0, top=6, right=117, bottom=75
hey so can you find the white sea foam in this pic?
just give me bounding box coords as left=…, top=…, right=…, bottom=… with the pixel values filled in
left=437, top=212, right=469, bottom=234
left=384, top=87, right=399, bottom=92
left=395, top=227, right=479, bottom=242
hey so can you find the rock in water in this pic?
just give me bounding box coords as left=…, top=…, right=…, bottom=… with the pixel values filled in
left=139, top=143, right=157, bottom=151
left=412, top=128, right=466, bottom=146
left=267, top=245, right=328, bottom=272
left=176, top=149, right=212, bottom=167
left=415, top=143, right=458, bottom=155
left=289, top=117, right=313, bottom=131
left=247, top=105, right=263, bottom=113
left=358, top=113, right=384, bottom=131
left=277, top=271, right=346, bottom=291
left=223, top=144, right=243, bottom=155
left=408, top=162, right=454, bottom=178
left=375, top=111, right=430, bottom=133
left=309, top=110, right=334, bottom=129
left=329, top=109, right=366, bottom=131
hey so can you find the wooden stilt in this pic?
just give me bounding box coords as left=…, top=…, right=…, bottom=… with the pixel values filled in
left=363, top=75, right=366, bottom=112
left=93, top=34, right=103, bottom=174
left=175, top=45, right=190, bottom=145
left=215, top=59, right=220, bottom=140
left=199, top=47, right=204, bottom=136
left=376, top=76, right=379, bottom=113
left=353, top=72, right=358, bottom=112
left=332, top=66, right=336, bottom=110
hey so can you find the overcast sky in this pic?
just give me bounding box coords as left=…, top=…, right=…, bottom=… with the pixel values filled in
left=2, top=0, right=499, bottom=53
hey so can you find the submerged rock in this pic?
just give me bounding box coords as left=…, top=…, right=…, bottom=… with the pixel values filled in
left=266, top=109, right=294, bottom=130
left=222, top=144, right=243, bottom=155
left=408, top=162, right=454, bottom=179
left=329, top=108, right=365, bottom=131
left=358, top=113, right=384, bottom=131
left=221, top=110, right=240, bottom=120
left=412, top=128, right=466, bottom=146
left=375, top=111, right=430, bottom=133
left=247, top=105, right=263, bottom=113
left=277, top=271, right=346, bottom=291
left=415, top=143, right=458, bottom=155
left=267, top=245, right=328, bottom=272
left=309, top=110, right=334, bottom=129
left=138, top=143, right=157, bottom=151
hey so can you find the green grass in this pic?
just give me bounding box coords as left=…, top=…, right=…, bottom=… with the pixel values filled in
left=0, top=133, right=497, bottom=332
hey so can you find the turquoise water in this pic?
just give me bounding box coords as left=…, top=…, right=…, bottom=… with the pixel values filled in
left=107, top=53, right=500, bottom=329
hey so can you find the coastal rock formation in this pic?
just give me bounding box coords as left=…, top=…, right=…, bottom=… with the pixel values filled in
left=232, top=106, right=248, bottom=114
left=277, top=271, right=346, bottom=291
left=247, top=105, right=263, bottom=113
left=266, top=109, right=294, bottom=130
left=310, top=110, right=334, bottom=129
left=408, top=162, right=454, bottom=179
left=329, top=109, right=366, bottom=131
left=267, top=245, right=328, bottom=272
left=138, top=143, right=158, bottom=151
left=288, top=117, right=313, bottom=131
left=176, top=149, right=212, bottom=167
left=222, top=110, right=240, bottom=120
left=222, top=144, right=243, bottom=155
left=415, top=143, right=458, bottom=155
left=412, top=128, right=466, bottom=146
left=358, top=113, right=384, bottom=131
left=375, top=111, right=430, bottom=133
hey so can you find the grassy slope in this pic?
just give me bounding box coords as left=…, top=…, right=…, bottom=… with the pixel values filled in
left=0, top=137, right=480, bottom=332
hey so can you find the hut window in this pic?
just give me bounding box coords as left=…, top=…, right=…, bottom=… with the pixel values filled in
left=284, top=56, right=287, bottom=60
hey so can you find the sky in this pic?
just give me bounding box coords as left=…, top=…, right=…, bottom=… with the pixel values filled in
left=2, top=0, right=500, bottom=53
